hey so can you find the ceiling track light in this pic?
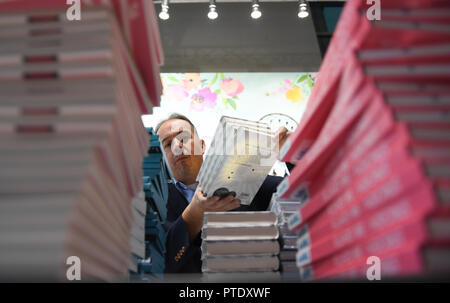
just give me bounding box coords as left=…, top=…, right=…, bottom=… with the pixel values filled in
left=298, top=0, right=309, bottom=19
left=251, top=0, right=262, bottom=19
left=159, top=0, right=170, bottom=20
left=208, top=0, right=218, bottom=20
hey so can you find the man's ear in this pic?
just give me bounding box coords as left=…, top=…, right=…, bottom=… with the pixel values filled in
left=201, top=139, right=206, bottom=155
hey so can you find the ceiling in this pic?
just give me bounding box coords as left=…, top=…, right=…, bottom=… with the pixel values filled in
left=155, top=1, right=336, bottom=73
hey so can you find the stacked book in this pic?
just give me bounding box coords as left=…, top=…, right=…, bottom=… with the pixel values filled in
left=0, top=5, right=158, bottom=281
left=277, top=0, right=450, bottom=281
left=197, top=116, right=277, bottom=205
left=129, top=191, right=147, bottom=274
left=137, top=128, right=171, bottom=279
left=201, top=211, right=281, bottom=282
left=0, top=0, right=164, bottom=110
left=269, top=194, right=302, bottom=280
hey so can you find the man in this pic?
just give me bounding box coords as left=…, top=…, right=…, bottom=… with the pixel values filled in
left=156, top=113, right=292, bottom=273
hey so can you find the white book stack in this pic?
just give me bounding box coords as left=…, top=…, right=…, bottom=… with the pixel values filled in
left=0, top=6, right=153, bottom=282
left=197, top=116, right=277, bottom=205
left=201, top=211, right=281, bottom=282
left=269, top=194, right=303, bottom=280
left=129, top=191, right=147, bottom=273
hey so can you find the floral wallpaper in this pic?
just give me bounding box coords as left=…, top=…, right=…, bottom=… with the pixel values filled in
left=163, top=73, right=247, bottom=112
left=158, top=73, right=315, bottom=115
left=142, top=72, right=316, bottom=175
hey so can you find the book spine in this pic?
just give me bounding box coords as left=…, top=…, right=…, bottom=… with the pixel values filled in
left=310, top=236, right=426, bottom=281
left=306, top=157, right=426, bottom=244
left=295, top=180, right=436, bottom=267
left=279, top=0, right=364, bottom=164
left=0, top=0, right=110, bottom=11
left=287, top=100, right=398, bottom=231
left=280, top=72, right=372, bottom=201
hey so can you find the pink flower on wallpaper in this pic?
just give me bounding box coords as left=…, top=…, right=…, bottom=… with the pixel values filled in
left=277, top=79, right=291, bottom=94
left=190, top=87, right=217, bottom=112
left=220, top=78, right=244, bottom=97
left=181, top=73, right=201, bottom=91
left=165, top=84, right=188, bottom=102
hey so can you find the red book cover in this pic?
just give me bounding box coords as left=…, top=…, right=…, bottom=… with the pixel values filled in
left=286, top=96, right=397, bottom=230
left=119, top=0, right=162, bottom=108
left=364, top=63, right=450, bottom=84
left=304, top=171, right=431, bottom=250
left=279, top=58, right=371, bottom=201
left=355, top=17, right=450, bottom=51
left=280, top=0, right=364, bottom=163
left=295, top=180, right=436, bottom=267
left=0, top=0, right=109, bottom=10
left=366, top=0, right=450, bottom=9
left=301, top=131, right=415, bottom=239
left=313, top=240, right=425, bottom=281
left=302, top=226, right=426, bottom=281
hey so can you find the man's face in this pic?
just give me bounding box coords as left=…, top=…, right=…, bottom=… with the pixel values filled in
left=157, top=119, right=204, bottom=185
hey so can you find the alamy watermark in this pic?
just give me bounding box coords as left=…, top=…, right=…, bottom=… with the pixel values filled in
left=66, top=256, right=81, bottom=281
left=366, top=0, right=381, bottom=21
left=66, top=0, right=81, bottom=21
left=366, top=256, right=381, bottom=280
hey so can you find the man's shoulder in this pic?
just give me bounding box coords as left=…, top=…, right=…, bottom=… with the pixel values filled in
left=262, top=174, right=284, bottom=189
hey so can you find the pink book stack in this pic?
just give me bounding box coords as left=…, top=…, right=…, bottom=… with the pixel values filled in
left=0, top=0, right=163, bottom=281
left=277, top=0, right=450, bottom=281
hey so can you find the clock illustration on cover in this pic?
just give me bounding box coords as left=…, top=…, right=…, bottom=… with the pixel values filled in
left=258, top=113, right=298, bottom=177
left=258, top=113, right=298, bottom=132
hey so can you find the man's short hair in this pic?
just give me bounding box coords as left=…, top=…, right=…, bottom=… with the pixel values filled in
left=155, top=113, right=199, bottom=136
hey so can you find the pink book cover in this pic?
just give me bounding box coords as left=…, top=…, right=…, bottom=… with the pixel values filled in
left=381, top=13, right=450, bottom=25
left=384, top=91, right=450, bottom=111
left=358, top=46, right=450, bottom=66
left=355, top=16, right=450, bottom=51
left=303, top=229, right=426, bottom=281
left=281, top=93, right=388, bottom=215
left=279, top=56, right=370, bottom=201
left=285, top=83, right=388, bottom=229
left=110, top=12, right=154, bottom=115
left=304, top=164, right=431, bottom=249
left=294, top=104, right=400, bottom=224
left=361, top=0, right=450, bottom=10
left=280, top=0, right=364, bottom=163
left=301, top=130, right=414, bottom=238
left=312, top=239, right=425, bottom=281
left=0, top=0, right=109, bottom=10
left=119, top=0, right=162, bottom=108
left=364, top=63, right=450, bottom=84
left=296, top=184, right=436, bottom=267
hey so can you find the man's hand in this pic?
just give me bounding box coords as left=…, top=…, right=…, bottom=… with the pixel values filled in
left=193, top=187, right=241, bottom=212
left=273, top=126, right=292, bottom=159
left=182, top=186, right=241, bottom=240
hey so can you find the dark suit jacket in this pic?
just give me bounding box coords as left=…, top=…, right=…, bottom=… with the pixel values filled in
left=163, top=175, right=285, bottom=273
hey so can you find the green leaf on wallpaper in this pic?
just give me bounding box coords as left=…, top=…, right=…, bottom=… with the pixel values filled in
left=220, top=73, right=225, bottom=80
left=296, top=75, right=308, bottom=84
left=227, top=98, right=237, bottom=110
left=215, top=89, right=221, bottom=95
left=222, top=98, right=228, bottom=109
left=307, top=78, right=313, bottom=90
left=167, top=75, right=179, bottom=82
left=210, top=74, right=218, bottom=87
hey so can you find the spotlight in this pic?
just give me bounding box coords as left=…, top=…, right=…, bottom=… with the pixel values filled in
left=251, top=0, right=262, bottom=19
left=159, top=0, right=170, bottom=20
left=298, top=0, right=309, bottom=19
left=208, top=0, right=218, bottom=20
